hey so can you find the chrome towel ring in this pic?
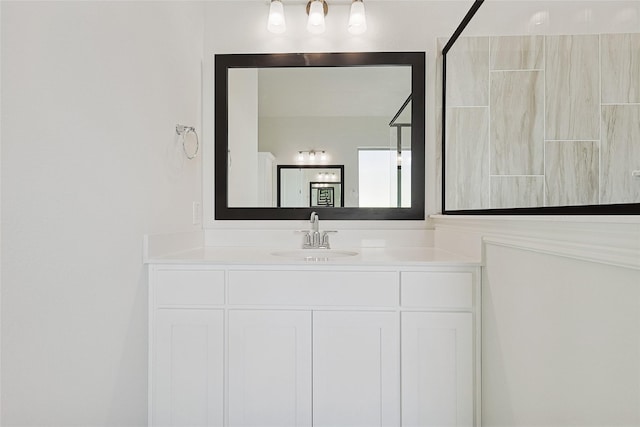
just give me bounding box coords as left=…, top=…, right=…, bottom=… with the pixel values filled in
left=176, top=124, right=199, bottom=159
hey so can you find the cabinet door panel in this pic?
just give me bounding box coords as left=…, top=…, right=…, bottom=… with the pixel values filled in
left=153, top=309, right=223, bottom=427
left=228, top=310, right=312, bottom=427
left=313, top=311, right=400, bottom=427
left=402, top=312, right=474, bottom=427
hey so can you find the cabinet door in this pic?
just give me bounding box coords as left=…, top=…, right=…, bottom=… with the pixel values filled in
left=402, top=312, right=474, bottom=427
left=152, top=309, right=224, bottom=427
left=228, top=310, right=312, bottom=427
left=313, top=311, right=400, bottom=427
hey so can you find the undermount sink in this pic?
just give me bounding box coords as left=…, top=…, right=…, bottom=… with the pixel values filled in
left=271, top=249, right=359, bottom=260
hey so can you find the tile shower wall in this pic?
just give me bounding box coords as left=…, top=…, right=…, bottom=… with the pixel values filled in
left=445, top=33, right=640, bottom=210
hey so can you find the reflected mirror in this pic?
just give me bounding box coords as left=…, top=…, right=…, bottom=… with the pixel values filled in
left=277, top=165, right=344, bottom=208
left=215, top=52, right=425, bottom=220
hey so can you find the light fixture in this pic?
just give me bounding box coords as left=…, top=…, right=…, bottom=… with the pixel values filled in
left=267, top=0, right=286, bottom=34
left=268, top=0, right=366, bottom=35
left=296, top=150, right=328, bottom=163
left=307, top=0, right=328, bottom=34
left=348, top=0, right=367, bottom=35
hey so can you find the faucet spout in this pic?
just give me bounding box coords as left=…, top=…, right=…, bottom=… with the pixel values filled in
left=310, top=211, right=319, bottom=232
left=300, top=211, right=336, bottom=249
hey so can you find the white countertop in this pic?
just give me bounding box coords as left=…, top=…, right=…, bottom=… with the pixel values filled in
left=146, top=246, right=479, bottom=266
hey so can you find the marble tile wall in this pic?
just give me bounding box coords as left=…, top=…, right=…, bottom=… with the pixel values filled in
left=601, top=34, right=640, bottom=104
left=545, top=35, right=600, bottom=141
left=490, top=36, right=544, bottom=71
left=445, top=32, right=640, bottom=210
left=601, top=105, right=640, bottom=204
left=490, top=70, right=544, bottom=175
left=445, top=37, right=489, bottom=107
left=490, top=176, right=544, bottom=209
left=445, top=107, right=489, bottom=210
left=545, top=141, right=599, bottom=206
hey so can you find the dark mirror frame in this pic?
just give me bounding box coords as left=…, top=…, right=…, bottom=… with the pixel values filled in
left=215, top=51, right=426, bottom=220
left=442, top=0, right=640, bottom=215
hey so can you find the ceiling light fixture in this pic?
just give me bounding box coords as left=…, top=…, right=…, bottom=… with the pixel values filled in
left=306, top=0, right=328, bottom=34
left=267, top=0, right=286, bottom=34
left=348, top=0, right=367, bottom=35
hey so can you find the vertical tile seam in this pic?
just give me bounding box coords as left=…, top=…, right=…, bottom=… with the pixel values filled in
left=487, top=36, right=492, bottom=209
left=599, top=33, right=602, bottom=205
left=543, top=34, right=547, bottom=206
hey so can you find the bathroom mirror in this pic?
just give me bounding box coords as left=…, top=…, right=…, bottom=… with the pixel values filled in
left=215, top=52, right=425, bottom=220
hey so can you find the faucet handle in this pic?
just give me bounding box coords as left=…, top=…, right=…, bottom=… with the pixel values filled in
left=320, top=230, right=337, bottom=248
left=294, top=230, right=312, bottom=248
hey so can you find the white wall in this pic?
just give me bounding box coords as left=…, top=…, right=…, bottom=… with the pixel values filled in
left=433, top=215, right=640, bottom=425
left=1, top=2, right=204, bottom=425
left=482, top=243, right=640, bottom=425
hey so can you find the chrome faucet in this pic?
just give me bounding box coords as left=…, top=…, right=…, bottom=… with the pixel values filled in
left=301, top=211, right=336, bottom=249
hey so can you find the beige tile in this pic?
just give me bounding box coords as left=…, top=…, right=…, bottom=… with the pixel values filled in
left=445, top=107, right=489, bottom=210
left=601, top=33, right=640, bottom=104
left=601, top=105, right=640, bottom=204
left=490, top=36, right=544, bottom=70
left=490, top=176, right=544, bottom=209
left=545, top=35, right=600, bottom=140
left=445, top=37, right=489, bottom=107
left=545, top=141, right=599, bottom=206
left=490, top=70, right=544, bottom=175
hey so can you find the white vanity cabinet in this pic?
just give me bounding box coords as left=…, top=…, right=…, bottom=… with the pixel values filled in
left=150, top=269, right=226, bottom=427
left=312, top=311, right=400, bottom=427
left=227, top=310, right=312, bottom=427
left=148, top=264, right=480, bottom=427
left=400, top=271, right=476, bottom=427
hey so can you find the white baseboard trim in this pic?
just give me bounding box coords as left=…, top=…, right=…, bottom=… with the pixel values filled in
left=482, top=235, right=640, bottom=270
left=431, top=215, right=640, bottom=270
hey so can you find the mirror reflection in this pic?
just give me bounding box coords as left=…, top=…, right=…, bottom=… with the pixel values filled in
left=227, top=66, right=411, bottom=209
left=277, top=165, right=344, bottom=208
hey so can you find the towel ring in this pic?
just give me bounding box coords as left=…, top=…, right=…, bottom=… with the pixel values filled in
left=176, top=124, right=199, bottom=160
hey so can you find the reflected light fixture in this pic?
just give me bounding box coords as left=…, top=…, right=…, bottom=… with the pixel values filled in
left=528, top=10, right=550, bottom=33
left=348, top=0, right=367, bottom=34
left=267, top=0, right=286, bottom=34
left=307, top=0, right=328, bottom=34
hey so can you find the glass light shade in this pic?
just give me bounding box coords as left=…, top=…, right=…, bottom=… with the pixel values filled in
left=267, top=0, right=286, bottom=34
left=307, top=0, right=326, bottom=34
left=348, top=0, right=367, bottom=34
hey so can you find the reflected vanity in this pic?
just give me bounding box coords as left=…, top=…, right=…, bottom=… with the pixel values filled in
left=215, top=52, right=425, bottom=220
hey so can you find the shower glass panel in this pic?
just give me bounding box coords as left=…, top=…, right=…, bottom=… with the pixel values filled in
left=442, top=0, right=640, bottom=214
